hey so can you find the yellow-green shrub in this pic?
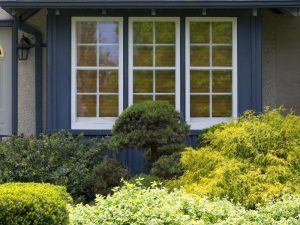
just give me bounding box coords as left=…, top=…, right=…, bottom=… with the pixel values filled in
left=170, top=108, right=300, bottom=209
left=0, top=182, right=72, bottom=225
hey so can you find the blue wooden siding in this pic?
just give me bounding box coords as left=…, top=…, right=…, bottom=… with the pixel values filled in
left=46, top=9, right=262, bottom=174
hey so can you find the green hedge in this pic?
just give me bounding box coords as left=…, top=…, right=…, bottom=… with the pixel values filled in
left=0, top=131, right=118, bottom=202
left=0, top=182, right=72, bottom=225
left=69, top=181, right=300, bottom=225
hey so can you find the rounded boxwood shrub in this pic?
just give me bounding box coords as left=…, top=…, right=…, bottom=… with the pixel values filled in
left=109, top=101, right=189, bottom=161
left=0, top=182, right=72, bottom=225
left=169, top=108, right=300, bottom=209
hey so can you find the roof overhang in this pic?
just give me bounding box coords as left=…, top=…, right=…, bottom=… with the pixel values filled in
left=1, top=1, right=299, bottom=21
left=0, top=1, right=299, bottom=9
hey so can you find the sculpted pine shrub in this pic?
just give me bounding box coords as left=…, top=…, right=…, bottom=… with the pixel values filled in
left=109, top=101, right=189, bottom=161
left=169, top=108, right=300, bottom=209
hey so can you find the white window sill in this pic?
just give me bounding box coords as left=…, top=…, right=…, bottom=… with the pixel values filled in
left=188, top=117, right=234, bottom=130
left=71, top=117, right=117, bottom=130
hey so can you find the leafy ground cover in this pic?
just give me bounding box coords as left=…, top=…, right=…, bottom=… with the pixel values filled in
left=69, top=180, right=300, bottom=225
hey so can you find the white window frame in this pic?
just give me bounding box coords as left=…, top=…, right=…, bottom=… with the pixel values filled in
left=71, top=17, right=123, bottom=130
left=128, top=17, right=181, bottom=111
left=185, top=17, right=238, bottom=130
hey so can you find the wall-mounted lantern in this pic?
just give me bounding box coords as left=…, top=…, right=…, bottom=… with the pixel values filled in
left=18, top=35, right=33, bottom=60
left=0, top=45, right=4, bottom=59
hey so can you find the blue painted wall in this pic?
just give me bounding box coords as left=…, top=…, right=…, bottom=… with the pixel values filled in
left=46, top=9, right=262, bottom=174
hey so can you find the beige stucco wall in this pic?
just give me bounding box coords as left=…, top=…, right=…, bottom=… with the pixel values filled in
left=0, top=7, right=12, bottom=20
left=17, top=9, right=47, bottom=135
left=262, top=10, right=300, bottom=114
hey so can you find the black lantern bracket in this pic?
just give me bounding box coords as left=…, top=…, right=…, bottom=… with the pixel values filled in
left=17, top=34, right=35, bottom=60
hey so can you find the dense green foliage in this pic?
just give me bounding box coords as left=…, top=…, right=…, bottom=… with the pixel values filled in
left=86, top=157, right=129, bottom=199
left=110, top=101, right=189, bottom=161
left=169, top=108, right=300, bottom=208
left=69, top=181, right=300, bottom=225
left=0, top=131, right=126, bottom=202
left=150, top=152, right=183, bottom=179
left=0, top=182, right=72, bottom=225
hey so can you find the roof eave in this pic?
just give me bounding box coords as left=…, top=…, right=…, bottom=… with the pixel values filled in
left=0, top=1, right=299, bottom=9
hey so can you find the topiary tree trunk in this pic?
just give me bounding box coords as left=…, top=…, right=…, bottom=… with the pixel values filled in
left=150, top=145, right=158, bottom=162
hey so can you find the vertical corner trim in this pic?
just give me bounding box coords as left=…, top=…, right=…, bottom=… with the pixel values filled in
left=251, top=13, right=262, bottom=113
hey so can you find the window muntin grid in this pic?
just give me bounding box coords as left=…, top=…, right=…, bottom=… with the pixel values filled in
left=186, top=18, right=237, bottom=129
left=71, top=17, right=123, bottom=130
left=129, top=18, right=180, bottom=110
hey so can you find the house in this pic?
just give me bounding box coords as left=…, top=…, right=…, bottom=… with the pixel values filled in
left=0, top=1, right=299, bottom=171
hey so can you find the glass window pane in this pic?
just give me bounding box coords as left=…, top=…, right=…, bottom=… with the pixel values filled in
left=190, top=95, right=209, bottom=117
left=190, top=70, right=210, bottom=93
left=156, top=70, right=175, bottom=93
left=133, top=70, right=153, bottom=93
left=77, top=95, right=96, bottom=117
left=99, top=70, right=118, bottom=93
left=212, top=46, right=232, bottom=67
left=155, top=46, right=175, bottom=67
left=76, top=22, right=97, bottom=43
left=190, top=22, right=209, bottom=44
left=133, top=22, right=153, bottom=44
left=99, top=95, right=118, bottom=117
left=77, top=46, right=96, bottom=66
left=133, top=46, right=153, bottom=66
left=190, top=46, right=210, bottom=67
left=156, top=95, right=175, bottom=107
left=77, top=70, right=97, bottom=93
left=133, top=95, right=153, bottom=104
left=98, top=22, right=118, bottom=44
left=99, top=46, right=119, bottom=67
left=212, top=22, right=232, bottom=44
left=212, top=95, right=232, bottom=117
left=155, top=22, right=175, bottom=44
left=212, top=70, right=232, bottom=93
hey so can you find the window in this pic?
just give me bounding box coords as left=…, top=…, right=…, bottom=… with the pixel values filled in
left=128, top=18, right=180, bottom=110
left=71, top=17, right=123, bottom=130
left=71, top=17, right=237, bottom=131
left=186, top=18, right=237, bottom=129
